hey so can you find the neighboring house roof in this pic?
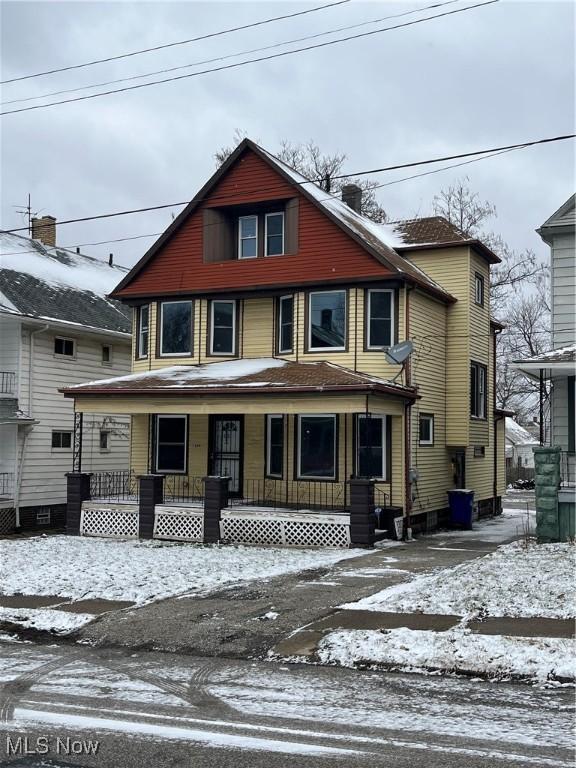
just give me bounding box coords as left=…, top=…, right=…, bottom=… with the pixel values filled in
left=62, top=357, right=418, bottom=400
left=512, top=344, right=576, bottom=379
left=537, top=193, right=576, bottom=242
left=505, top=417, right=538, bottom=446
left=0, top=232, right=131, bottom=335
left=112, top=139, right=499, bottom=303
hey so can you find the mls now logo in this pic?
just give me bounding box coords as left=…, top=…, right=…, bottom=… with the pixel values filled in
left=6, top=735, right=100, bottom=756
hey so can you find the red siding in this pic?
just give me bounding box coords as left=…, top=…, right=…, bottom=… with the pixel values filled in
left=116, top=150, right=392, bottom=297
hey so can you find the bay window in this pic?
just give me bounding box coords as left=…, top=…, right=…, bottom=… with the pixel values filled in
left=266, top=415, right=284, bottom=478
left=159, top=300, right=192, bottom=357
left=297, top=414, right=337, bottom=479
left=210, top=300, right=236, bottom=355
left=308, top=290, right=346, bottom=351
left=367, top=289, right=394, bottom=348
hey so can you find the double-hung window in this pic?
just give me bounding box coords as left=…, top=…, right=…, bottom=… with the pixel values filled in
left=297, top=415, right=337, bottom=479
left=159, top=300, right=192, bottom=357
left=266, top=415, right=284, bottom=477
left=155, top=415, right=187, bottom=473
left=137, top=305, right=149, bottom=359
left=367, top=289, right=394, bottom=348
left=277, top=295, right=294, bottom=354
left=308, top=290, right=346, bottom=351
left=238, top=215, right=258, bottom=259
left=210, top=300, right=236, bottom=355
left=419, top=414, right=434, bottom=445
left=474, top=273, right=485, bottom=306
left=470, top=362, right=487, bottom=419
left=356, top=415, right=388, bottom=479
left=265, top=212, right=284, bottom=256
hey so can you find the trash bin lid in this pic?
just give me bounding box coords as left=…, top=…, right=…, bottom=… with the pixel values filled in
left=447, top=489, right=474, bottom=495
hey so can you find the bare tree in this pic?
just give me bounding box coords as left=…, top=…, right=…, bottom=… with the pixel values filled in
left=215, top=133, right=388, bottom=222
left=433, top=179, right=496, bottom=237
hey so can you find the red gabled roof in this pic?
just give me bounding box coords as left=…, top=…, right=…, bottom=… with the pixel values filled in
left=111, top=139, right=456, bottom=302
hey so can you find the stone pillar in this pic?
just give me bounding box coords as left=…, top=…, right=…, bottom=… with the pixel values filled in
left=533, top=446, right=560, bottom=542
left=138, top=474, right=164, bottom=539
left=66, top=472, right=91, bottom=535
left=203, top=476, right=229, bottom=544
left=349, top=478, right=376, bottom=548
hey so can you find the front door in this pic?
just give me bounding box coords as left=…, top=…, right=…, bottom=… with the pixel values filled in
left=209, top=416, right=243, bottom=495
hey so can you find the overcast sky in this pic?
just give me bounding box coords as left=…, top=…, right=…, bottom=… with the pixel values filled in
left=1, top=0, right=574, bottom=269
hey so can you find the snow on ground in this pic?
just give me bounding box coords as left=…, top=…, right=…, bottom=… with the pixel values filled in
left=0, top=535, right=365, bottom=632
left=343, top=541, right=576, bottom=619
left=318, top=629, right=575, bottom=683
left=0, top=607, right=94, bottom=634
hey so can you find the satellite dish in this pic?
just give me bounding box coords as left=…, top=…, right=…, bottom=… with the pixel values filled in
left=385, top=340, right=414, bottom=365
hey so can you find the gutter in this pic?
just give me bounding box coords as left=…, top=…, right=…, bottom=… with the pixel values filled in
left=12, top=312, right=131, bottom=341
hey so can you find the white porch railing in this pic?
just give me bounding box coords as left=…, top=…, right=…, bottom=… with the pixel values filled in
left=80, top=501, right=139, bottom=538
left=220, top=507, right=351, bottom=548
left=153, top=505, right=204, bottom=542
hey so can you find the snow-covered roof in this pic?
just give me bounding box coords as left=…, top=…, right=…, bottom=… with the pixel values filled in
left=519, top=345, right=576, bottom=364
left=62, top=357, right=418, bottom=399
left=0, top=232, right=131, bottom=334
left=505, top=417, right=539, bottom=446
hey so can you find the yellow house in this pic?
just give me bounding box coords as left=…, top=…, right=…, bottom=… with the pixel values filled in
left=64, top=139, right=506, bottom=536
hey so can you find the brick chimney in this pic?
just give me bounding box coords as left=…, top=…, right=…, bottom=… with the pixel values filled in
left=341, top=184, right=362, bottom=213
left=31, top=215, right=56, bottom=247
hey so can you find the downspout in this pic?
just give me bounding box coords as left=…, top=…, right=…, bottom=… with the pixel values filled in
left=14, top=324, right=48, bottom=527
left=403, top=285, right=414, bottom=540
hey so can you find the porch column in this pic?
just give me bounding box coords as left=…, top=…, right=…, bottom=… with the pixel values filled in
left=533, top=447, right=560, bottom=542
left=203, top=476, right=229, bottom=544
left=66, top=472, right=91, bottom=535
left=349, top=478, right=376, bottom=548
left=139, top=474, right=164, bottom=539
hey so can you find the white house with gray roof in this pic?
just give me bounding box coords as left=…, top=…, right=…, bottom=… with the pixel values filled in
left=0, top=217, right=132, bottom=532
left=513, top=194, right=575, bottom=489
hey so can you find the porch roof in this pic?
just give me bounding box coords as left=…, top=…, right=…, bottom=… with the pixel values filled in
left=512, top=344, right=576, bottom=379
left=62, top=358, right=418, bottom=401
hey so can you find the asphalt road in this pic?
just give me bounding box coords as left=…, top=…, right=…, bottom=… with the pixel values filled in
left=0, top=641, right=572, bottom=768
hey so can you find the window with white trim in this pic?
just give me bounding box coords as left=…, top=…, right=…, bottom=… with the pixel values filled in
left=266, top=415, right=284, bottom=478
left=367, top=289, right=394, bottom=348
left=137, top=305, right=149, bottom=359
left=297, top=414, right=337, bottom=479
left=210, top=300, right=236, bottom=355
left=99, top=430, right=110, bottom=452
left=54, top=337, right=75, bottom=357
left=265, top=212, right=284, bottom=256
left=155, top=415, right=187, bottom=473
left=238, top=215, right=258, bottom=259
left=474, top=273, right=485, bottom=306
left=101, top=344, right=112, bottom=365
left=159, top=300, right=192, bottom=357
left=470, top=362, right=487, bottom=418
left=308, top=290, right=346, bottom=351
left=356, top=415, right=388, bottom=479
left=51, top=430, right=72, bottom=449
left=277, top=295, right=294, bottom=353
left=419, top=414, right=434, bottom=445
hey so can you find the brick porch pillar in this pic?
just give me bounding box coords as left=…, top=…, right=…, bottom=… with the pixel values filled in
left=138, top=474, right=164, bottom=539
left=349, top=478, right=376, bottom=548
left=203, top=476, right=229, bottom=544
left=66, top=472, right=91, bottom=535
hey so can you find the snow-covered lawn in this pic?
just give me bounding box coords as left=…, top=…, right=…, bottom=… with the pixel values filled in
left=318, top=541, right=576, bottom=683
left=345, top=541, right=576, bottom=619
left=0, top=535, right=365, bottom=634
left=318, top=629, right=575, bottom=683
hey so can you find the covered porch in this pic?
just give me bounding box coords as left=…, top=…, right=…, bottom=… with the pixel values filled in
left=63, top=359, right=417, bottom=546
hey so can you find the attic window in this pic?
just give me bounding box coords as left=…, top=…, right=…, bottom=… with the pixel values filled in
left=474, top=273, right=485, bottom=306
left=238, top=216, right=258, bottom=259
left=265, top=212, right=284, bottom=256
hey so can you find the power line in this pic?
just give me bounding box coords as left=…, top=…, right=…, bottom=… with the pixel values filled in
left=1, top=0, right=461, bottom=107
left=0, top=1, right=500, bottom=117
left=0, top=0, right=350, bottom=85
left=2, top=133, right=573, bottom=235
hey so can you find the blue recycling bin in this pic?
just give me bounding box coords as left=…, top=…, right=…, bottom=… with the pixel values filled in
left=448, top=489, right=475, bottom=529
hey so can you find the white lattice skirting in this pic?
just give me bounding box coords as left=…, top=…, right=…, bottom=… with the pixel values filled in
left=220, top=508, right=351, bottom=548
left=80, top=502, right=139, bottom=538
left=153, top=505, right=204, bottom=542
left=0, top=507, right=15, bottom=534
